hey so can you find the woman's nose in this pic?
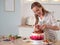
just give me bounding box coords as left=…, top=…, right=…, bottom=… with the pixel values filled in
left=36, top=11, right=40, bottom=14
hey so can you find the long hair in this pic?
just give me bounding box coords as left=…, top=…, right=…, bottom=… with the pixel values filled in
left=31, top=2, right=50, bottom=25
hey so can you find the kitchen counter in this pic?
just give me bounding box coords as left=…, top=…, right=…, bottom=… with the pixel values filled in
left=0, top=38, right=60, bottom=45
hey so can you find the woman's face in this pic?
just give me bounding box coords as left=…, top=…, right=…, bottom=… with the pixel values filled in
left=32, top=6, right=43, bottom=16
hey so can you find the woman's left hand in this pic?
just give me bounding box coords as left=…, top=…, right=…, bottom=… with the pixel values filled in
left=41, top=24, right=46, bottom=30
left=41, top=24, right=50, bottom=30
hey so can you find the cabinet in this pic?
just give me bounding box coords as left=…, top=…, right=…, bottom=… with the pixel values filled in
left=18, top=26, right=34, bottom=38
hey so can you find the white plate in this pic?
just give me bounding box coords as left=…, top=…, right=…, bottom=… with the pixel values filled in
left=31, top=40, right=44, bottom=45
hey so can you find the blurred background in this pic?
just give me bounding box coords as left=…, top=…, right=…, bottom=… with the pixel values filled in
left=0, top=0, right=60, bottom=40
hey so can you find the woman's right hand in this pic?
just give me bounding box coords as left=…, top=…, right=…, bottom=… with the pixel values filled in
left=35, top=24, right=41, bottom=29
left=34, top=24, right=40, bottom=32
left=34, top=24, right=42, bottom=32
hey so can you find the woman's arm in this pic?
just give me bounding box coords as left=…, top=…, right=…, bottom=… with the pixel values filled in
left=41, top=24, right=60, bottom=31
left=45, top=12, right=60, bottom=30
left=46, top=25, right=60, bottom=30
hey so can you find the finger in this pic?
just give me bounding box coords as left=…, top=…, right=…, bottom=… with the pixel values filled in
left=41, top=26, right=45, bottom=30
left=35, top=25, right=40, bottom=29
left=34, top=28, right=39, bottom=31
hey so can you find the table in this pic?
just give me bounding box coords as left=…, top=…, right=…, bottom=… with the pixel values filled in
left=0, top=39, right=60, bottom=45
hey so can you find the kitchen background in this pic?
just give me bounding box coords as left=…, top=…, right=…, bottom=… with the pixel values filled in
left=0, top=0, right=60, bottom=39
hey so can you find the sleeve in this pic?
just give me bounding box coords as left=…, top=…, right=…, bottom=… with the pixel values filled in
left=50, top=12, right=58, bottom=26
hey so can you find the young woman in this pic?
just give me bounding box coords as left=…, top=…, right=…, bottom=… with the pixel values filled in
left=31, top=2, right=60, bottom=42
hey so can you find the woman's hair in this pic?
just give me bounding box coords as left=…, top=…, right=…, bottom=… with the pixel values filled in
left=31, top=2, right=50, bottom=25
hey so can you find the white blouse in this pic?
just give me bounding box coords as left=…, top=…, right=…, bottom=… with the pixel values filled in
left=38, top=12, right=58, bottom=42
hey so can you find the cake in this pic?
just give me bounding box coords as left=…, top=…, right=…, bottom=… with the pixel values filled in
left=30, top=31, right=44, bottom=45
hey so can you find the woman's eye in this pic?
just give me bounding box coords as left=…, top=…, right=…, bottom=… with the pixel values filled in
left=36, top=9, right=39, bottom=12
left=34, top=10, right=39, bottom=13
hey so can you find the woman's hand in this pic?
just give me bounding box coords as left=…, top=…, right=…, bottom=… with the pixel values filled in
left=41, top=24, right=47, bottom=30
left=34, top=24, right=44, bottom=33
left=34, top=24, right=48, bottom=30
left=41, top=24, right=52, bottom=30
left=34, top=24, right=40, bottom=31
left=35, top=24, right=41, bottom=29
